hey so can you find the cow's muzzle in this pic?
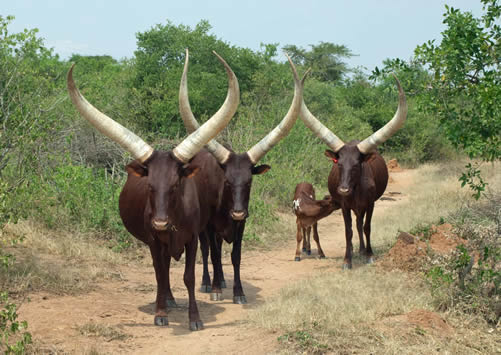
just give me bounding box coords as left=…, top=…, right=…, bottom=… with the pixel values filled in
left=230, top=210, right=247, bottom=221
left=152, top=219, right=175, bottom=231
left=337, top=187, right=351, bottom=196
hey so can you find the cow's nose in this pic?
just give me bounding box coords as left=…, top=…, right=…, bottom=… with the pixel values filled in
left=230, top=210, right=247, bottom=221
left=152, top=219, right=168, bottom=231
left=338, top=187, right=350, bottom=196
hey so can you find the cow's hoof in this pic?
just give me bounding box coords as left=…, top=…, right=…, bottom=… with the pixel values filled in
left=319, top=255, right=326, bottom=259
left=154, top=315, right=169, bottom=326
left=233, top=295, right=247, bottom=304
left=295, top=256, right=301, bottom=262
left=189, top=320, right=204, bottom=331
left=210, top=292, right=223, bottom=301
left=220, top=280, right=227, bottom=289
left=342, top=263, right=352, bottom=270
left=302, top=247, right=307, bottom=252
left=200, top=285, right=212, bottom=293
left=166, top=298, right=177, bottom=308
left=366, top=257, right=375, bottom=264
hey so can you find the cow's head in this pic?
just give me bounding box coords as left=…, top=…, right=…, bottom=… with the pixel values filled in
left=67, top=51, right=239, bottom=228
left=324, top=143, right=366, bottom=196
left=179, top=49, right=307, bottom=221
left=127, top=152, right=200, bottom=231
left=301, top=74, right=407, bottom=195
left=217, top=152, right=270, bottom=220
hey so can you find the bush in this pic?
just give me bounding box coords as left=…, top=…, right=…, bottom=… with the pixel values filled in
left=426, top=193, right=501, bottom=324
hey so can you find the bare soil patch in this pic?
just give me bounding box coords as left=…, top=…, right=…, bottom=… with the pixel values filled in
left=379, top=223, right=468, bottom=272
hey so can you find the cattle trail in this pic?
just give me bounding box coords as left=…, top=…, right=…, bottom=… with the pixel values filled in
left=18, top=169, right=411, bottom=354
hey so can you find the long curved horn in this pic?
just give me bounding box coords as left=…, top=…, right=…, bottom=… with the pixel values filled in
left=179, top=49, right=236, bottom=164
left=246, top=55, right=309, bottom=164
left=300, top=99, right=345, bottom=153
left=173, top=50, right=240, bottom=163
left=67, top=64, right=154, bottom=162
left=357, top=74, right=407, bottom=154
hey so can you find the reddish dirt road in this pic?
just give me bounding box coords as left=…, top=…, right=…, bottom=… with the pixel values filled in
left=19, top=170, right=412, bottom=354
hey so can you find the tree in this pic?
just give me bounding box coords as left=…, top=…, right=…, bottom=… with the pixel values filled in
left=414, top=0, right=500, bottom=197
left=131, top=20, right=264, bottom=136
left=283, top=42, right=354, bottom=83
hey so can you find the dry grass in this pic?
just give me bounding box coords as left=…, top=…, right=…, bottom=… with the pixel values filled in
left=77, top=322, right=129, bottom=341
left=372, top=160, right=500, bottom=253
left=0, top=220, right=143, bottom=296
left=250, top=161, right=501, bottom=354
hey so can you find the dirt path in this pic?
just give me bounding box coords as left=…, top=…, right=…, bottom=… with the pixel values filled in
left=19, top=170, right=413, bottom=354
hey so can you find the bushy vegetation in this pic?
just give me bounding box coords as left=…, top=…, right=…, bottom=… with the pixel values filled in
left=427, top=193, right=500, bottom=324
left=0, top=14, right=457, bottom=249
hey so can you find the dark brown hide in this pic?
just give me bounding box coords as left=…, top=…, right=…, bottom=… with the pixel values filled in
left=119, top=149, right=223, bottom=330
left=292, top=182, right=339, bottom=261
left=199, top=152, right=270, bottom=304
left=324, top=140, right=388, bottom=269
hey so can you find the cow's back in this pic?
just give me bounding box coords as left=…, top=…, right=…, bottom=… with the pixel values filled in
left=367, top=153, right=388, bottom=200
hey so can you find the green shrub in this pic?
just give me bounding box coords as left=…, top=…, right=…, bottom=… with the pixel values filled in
left=426, top=194, right=501, bottom=324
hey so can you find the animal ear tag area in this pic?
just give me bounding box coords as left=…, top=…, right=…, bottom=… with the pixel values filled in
left=182, top=164, right=200, bottom=178
left=252, top=164, right=271, bottom=175
left=330, top=158, right=338, bottom=164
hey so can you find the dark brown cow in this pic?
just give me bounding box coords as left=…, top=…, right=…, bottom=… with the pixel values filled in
left=66, top=52, right=239, bottom=330
left=179, top=49, right=309, bottom=303
left=300, top=74, right=407, bottom=269
left=292, top=182, right=339, bottom=261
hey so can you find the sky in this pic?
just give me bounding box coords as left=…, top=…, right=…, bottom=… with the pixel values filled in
left=3, top=0, right=485, bottom=72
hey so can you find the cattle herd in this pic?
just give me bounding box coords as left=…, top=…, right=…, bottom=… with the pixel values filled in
left=67, top=49, right=407, bottom=330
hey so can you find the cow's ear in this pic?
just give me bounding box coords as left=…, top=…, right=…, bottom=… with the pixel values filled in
left=252, top=164, right=270, bottom=175
left=182, top=163, right=200, bottom=178
left=126, top=160, right=148, bottom=177
left=363, top=153, right=377, bottom=163
left=324, top=150, right=338, bottom=160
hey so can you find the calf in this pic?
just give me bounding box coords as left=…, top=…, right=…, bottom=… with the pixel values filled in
left=293, top=182, right=339, bottom=261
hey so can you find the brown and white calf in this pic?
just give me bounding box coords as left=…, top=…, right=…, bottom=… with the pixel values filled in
left=293, top=182, right=339, bottom=261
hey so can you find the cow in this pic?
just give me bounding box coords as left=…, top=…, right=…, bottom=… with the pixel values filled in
left=292, top=182, right=339, bottom=261
left=300, top=74, right=407, bottom=269
left=66, top=51, right=239, bottom=330
left=179, top=49, right=309, bottom=303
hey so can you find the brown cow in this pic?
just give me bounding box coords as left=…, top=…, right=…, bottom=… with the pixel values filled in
left=66, top=51, right=239, bottom=330
left=292, top=182, right=339, bottom=261
left=300, top=74, right=407, bottom=269
left=179, top=49, right=309, bottom=303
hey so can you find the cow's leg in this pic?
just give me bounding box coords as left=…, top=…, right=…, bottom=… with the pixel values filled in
left=184, top=235, right=203, bottom=331
left=356, top=211, right=366, bottom=255
left=305, top=226, right=312, bottom=255
left=163, top=253, right=176, bottom=308
left=342, top=208, right=353, bottom=270
left=301, top=227, right=307, bottom=253
left=199, top=231, right=212, bottom=293
left=232, top=221, right=246, bottom=304
left=209, top=228, right=224, bottom=301
left=149, top=241, right=173, bottom=326
left=312, top=223, right=325, bottom=258
left=295, top=220, right=303, bottom=261
left=216, top=236, right=226, bottom=288
left=364, top=202, right=375, bottom=264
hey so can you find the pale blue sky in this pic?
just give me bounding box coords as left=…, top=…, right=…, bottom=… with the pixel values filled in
left=3, top=0, right=484, bottom=71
